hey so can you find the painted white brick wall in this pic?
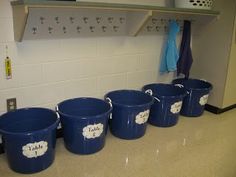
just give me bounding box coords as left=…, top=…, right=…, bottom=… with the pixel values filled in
left=0, top=0, right=176, bottom=114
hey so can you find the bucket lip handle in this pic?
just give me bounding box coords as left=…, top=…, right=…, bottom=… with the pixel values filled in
left=56, top=112, right=60, bottom=119
left=55, top=105, right=59, bottom=112
left=174, top=84, right=190, bottom=95
left=105, top=97, right=113, bottom=120
left=144, top=89, right=160, bottom=102
left=105, top=97, right=113, bottom=108
left=200, top=78, right=207, bottom=82
left=174, top=84, right=184, bottom=88
left=145, top=89, right=153, bottom=96
left=153, top=97, right=160, bottom=102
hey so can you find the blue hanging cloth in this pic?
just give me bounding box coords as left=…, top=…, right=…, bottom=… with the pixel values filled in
left=160, top=20, right=180, bottom=73
left=177, top=20, right=193, bottom=78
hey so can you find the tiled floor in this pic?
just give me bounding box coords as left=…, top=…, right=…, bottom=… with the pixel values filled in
left=1, top=109, right=236, bottom=177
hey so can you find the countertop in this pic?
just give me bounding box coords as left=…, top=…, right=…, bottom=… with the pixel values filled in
left=1, top=109, right=236, bottom=177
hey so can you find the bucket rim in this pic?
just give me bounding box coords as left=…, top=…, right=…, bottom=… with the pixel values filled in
left=104, top=89, right=154, bottom=108
left=57, top=97, right=112, bottom=120
left=142, top=83, right=187, bottom=98
left=0, top=107, right=59, bottom=136
left=172, top=78, right=213, bottom=91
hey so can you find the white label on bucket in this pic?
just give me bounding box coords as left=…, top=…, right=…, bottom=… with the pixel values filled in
left=135, top=110, right=150, bottom=125
left=82, top=123, right=104, bottom=139
left=199, top=94, right=209, bottom=106
left=170, top=101, right=183, bottom=114
left=22, top=141, right=48, bottom=158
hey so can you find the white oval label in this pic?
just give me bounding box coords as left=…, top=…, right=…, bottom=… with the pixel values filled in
left=82, top=123, right=104, bottom=139
left=199, top=94, right=209, bottom=106
left=135, top=110, right=150, bottom=125
left=170, top=101, right=183, bottom=114
left=22, top=141, right=48, bottom=158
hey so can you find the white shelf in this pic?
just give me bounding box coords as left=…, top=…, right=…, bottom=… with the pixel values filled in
left=11, top=0, right=220, bottom=42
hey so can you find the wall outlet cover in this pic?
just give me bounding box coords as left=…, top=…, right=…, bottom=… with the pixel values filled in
left=6, top=98, right=17, bottom=112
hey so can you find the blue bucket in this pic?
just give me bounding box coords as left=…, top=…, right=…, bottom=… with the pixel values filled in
left=172, top=78, right=213, bottom=117
left=0, top=108, right=59, bottom=174
left=105, top=90, right=153, bottom=140
left=143, top=84, right=186, bottom=127
left=57, top=97, right=112, bottom=154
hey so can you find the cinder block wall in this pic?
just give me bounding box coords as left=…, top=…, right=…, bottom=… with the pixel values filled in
left=0, top=0, right=176, bottom=114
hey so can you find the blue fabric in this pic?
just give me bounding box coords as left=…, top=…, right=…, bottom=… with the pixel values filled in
left=177, top=20, right=193, bottom=78
left=160, top=20, right=180, bottom=73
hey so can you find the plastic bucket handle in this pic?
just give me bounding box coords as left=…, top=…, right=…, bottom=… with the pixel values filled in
left=55, top=105, right=59, bottom=112
left=174, top=84, right=184, bottom=88
left=200, top=79, right=207, bottom=82
left=105, top=97, right=113, bottom=119
left=153, top=97, right=160, bottom=102
left=105, top=97, right=113, bottom=108
left=56, top=112, right=60, bottom=119
left=145, top=89, right=160, bottom=102
left=174, top=84, right=189, bottom=95
left=145, top=89, right=153, bottom=96
left=55, top=105, right=62, bottom=129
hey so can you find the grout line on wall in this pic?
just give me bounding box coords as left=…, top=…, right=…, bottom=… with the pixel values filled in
left=3, top=73, right=99, bottom=87
left=34, top=53, right=145, bottom=65
left=21, top=70, right=158, bottom=88
left=97, top=72, right=127, bottom=78
left=0, top=76, right=97, bottom=92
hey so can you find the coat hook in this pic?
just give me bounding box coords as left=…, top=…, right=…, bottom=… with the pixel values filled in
left=70, top=17, right=75, bottom=24
left=113, top=26, right=119, bottom=32
left=152, top=18, right=158, bottom=24
left=90, top=26, right=95, bottom=32
left=156, top=26, right=160, bottom=32
left=119, top=17, right=125, bottom=24
left=164, top=25, right=168, bottom=32
left=55, top=17, right=60, bottom=24
left=147, top=26, right=153, bottom=32
left=96, top=17, right=102, bottom=24
left=108, top=17, right=114, bottom=23
left=63, top=26, right=67, bottom=33
left=102, top=26, right=107, bottom=32
left=83, top=17, right=89, bottom=24
left=77, top=26, right=81, bottom=33
left=48, top=27, right=53, bottom=34
left=32, top=27, right=37, bottom=34
left=160, top=18, right=166, bottom=24
left=40, top=17, right=45, bottom=24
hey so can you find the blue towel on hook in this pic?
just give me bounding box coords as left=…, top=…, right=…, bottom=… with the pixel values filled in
left=160, top=20, right=180, bottom=73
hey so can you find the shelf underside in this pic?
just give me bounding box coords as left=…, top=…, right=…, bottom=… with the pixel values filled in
left=12, top=0, right=220, bottom=16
